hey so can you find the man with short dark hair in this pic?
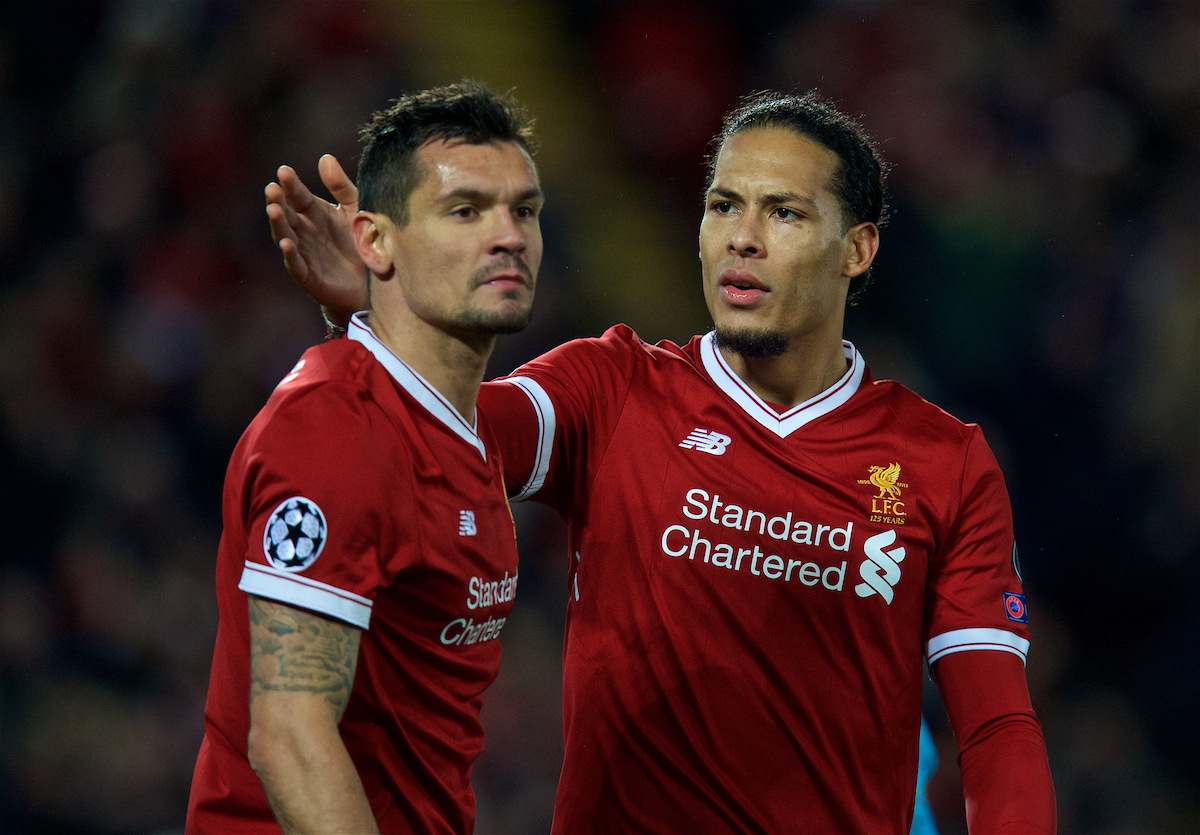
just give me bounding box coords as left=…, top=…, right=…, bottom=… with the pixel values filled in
left=186, top=81, right=544, bottom=834
left=270, top=90, right=1056, bottom=834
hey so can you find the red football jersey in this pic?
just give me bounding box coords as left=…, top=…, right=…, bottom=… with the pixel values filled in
left=187, top=314, right=519, bottom=835
left=479, top=325, right=1030, bottom=834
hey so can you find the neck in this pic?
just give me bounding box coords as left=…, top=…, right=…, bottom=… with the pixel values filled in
left=718, top=335, right=849, bottom=409
left=365, top=309, right=494, bottom=421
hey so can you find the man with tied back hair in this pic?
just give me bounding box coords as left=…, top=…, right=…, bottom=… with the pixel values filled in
left=271, top=90, right=1056, bottom=833
left=187, top=81, right=543, bottom=834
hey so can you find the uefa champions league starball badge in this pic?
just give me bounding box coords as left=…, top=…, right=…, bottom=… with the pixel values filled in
left=263, top=496, right=328, bottom=571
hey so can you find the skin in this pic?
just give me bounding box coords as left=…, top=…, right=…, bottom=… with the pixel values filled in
left=247, top=597, right=376, bottom=835
left=264, top=132, right=1055, bottom=835
left=248, top=138, right=542, bottom=833
left=699, top=127, right=878, bottom=408
left=352, top=138, right=544, bottom=419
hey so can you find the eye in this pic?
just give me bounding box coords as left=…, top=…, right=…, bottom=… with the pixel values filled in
left=451, top=206, right=478, bottom=219
left=772, top=207, right=802, bottom=221
left=514, top=205, right=538, bottom=220
left=709, top=201, right=736, bottom=214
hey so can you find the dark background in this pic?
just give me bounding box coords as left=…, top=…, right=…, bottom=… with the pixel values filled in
left=0, top=1, right=1195, bottom=832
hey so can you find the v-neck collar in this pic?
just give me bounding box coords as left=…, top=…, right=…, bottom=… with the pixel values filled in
left=699, top=331, right=864, bottom=438
left=348, top=312, right=486, bottom=460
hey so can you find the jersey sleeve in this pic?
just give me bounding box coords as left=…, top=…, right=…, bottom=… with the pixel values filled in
left=924, top=425, right=1031, bottom=668
left=479, top=325, right=641, bottom=513
left=936, top=651, right=1057, bottom=833
left=234, top=381, right=410, bottom=630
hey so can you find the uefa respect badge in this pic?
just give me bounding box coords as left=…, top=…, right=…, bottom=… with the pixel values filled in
left=263, top=496, right=327, bottom=571
left=1003, top=592, right=1028, bottom=624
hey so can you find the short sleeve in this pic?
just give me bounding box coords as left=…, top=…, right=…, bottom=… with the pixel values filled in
left=924, top=426, right=1031, bottom=667
left=234, top=382, right=411, bottom=629
left=483, top=326, right=642, bottom=513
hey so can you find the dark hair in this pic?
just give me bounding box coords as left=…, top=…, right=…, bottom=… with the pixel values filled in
left=708, top=91, right=888, bottom=302
left=357, top=80, right=536, bottom=226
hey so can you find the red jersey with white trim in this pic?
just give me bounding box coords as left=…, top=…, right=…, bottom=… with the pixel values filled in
left=479, top=324, right=1030, bottom=835
left=187, top=314, right=518, bottom=835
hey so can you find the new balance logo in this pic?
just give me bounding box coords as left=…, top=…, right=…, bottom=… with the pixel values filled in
left=678, top=428, right=732, bottom=456
left=458, top=510, right=477, bottom=536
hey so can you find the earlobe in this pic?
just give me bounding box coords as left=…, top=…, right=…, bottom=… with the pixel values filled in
left=353, top=212, right=394, bottom=277
left=843, top=222, right=880, bottom=279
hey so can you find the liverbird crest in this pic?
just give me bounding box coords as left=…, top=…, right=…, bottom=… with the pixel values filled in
left=868, top=462, right=903, bottom=499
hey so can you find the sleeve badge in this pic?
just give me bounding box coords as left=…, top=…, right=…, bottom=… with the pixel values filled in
left=1003, top=592, right=1028, bottom=624
left=263, top=496, right=328, bottom=572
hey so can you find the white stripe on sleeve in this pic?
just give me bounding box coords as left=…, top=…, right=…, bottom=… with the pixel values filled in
left=239, top=562, right=373, bottom=629
left=503, top=376, right=556, bottom=501
left=926, top=627, right=1030, bottom=665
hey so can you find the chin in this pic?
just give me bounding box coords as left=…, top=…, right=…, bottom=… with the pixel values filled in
left=713, top=326, right=789, bottom=359
left=461, top=305, right=533, bottom=335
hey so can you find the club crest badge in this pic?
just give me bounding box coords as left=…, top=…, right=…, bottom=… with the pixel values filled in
left=858, top=462, right=909, bottom=525
left=263, top=496, right=328, bottom=572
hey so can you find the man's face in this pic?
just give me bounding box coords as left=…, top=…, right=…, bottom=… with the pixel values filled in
left=699, top=128, right=872, bottom=356
left=385, top=138, right=543, bottom=336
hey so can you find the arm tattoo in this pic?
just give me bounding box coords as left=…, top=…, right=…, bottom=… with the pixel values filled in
left=248, top=596, right=362, bottom=717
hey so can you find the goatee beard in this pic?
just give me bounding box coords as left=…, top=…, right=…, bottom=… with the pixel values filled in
left=713, top=327, right=789, bottom=358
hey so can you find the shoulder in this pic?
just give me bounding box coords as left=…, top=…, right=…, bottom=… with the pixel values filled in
left=862, top=375, right=979, bottom=445
left=529, top=323, right=694, bottom=373
left=244, top=341, right=393, bottom=462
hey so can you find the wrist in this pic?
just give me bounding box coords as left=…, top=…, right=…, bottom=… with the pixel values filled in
left=322, top=307, right=349, bottom=339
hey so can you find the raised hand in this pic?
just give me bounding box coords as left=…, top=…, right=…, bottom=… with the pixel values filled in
left=265, top=155, right=368, bottom=326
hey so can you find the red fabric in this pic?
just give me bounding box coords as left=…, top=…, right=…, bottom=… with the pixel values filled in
left=188, top=334, right=518, bottom=834
left=480, top=324, right=1036, bottom=834
left=937, top=651, right=1057, bottom=834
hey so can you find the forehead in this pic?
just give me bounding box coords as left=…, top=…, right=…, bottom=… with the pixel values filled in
left=711, top=128, right=837, bottom=199
left=414, top=138, right=538, bottom=196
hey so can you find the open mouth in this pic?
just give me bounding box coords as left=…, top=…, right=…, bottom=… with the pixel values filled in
left=720, top=271, right=767, bottom=305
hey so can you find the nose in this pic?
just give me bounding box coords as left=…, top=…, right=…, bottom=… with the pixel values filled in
left=728, top=213, right=763, bottom=257
left=488, top=208, right=526, bottom=255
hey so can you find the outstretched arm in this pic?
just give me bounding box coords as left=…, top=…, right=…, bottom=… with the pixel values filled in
left=265, top=155, right=369, bottom=328
left=246, top=595, right=379, bottom=834
left=936, top=651, right=1056, bottom=834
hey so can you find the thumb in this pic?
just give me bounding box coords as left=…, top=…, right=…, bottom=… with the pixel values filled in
left=319, top=154, right=358, bottom=208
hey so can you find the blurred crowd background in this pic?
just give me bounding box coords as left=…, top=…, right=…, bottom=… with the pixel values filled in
left=0, top=1, right=1195, bottom=832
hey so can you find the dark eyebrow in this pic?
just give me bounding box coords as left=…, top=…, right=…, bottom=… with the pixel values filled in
left=438, top=186, right=544, bottom=206
left=764, top=191, right=818, bottom=209
left=707, top=186, right=743, bottom=202
left=706, top=186, right=819, bottom=210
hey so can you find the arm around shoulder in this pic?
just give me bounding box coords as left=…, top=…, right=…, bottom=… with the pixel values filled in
left=246, top=595, right=379, bottom=835
left=936, top=650, right=1057, bottom=834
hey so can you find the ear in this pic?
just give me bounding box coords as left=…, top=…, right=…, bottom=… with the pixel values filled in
left=353, top=211, right=394, bottom=277
left=842, top=222, right=879, bottom=279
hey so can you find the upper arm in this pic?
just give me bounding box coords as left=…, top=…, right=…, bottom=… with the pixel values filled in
left=483, top=327, right=641, bottom=505
left=248, top=595, right=363, bottom=742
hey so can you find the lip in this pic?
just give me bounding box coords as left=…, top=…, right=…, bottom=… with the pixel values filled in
left=720, top=270, right=767, bottom=291
left=480, top=273, right=527, bottom=289
left=719, top=269, right=767, bottom=307
left=476, top=263, right=531, bottom=291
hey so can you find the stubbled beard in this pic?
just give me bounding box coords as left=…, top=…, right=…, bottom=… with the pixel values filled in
left=457, top=303, right=533, bottom=335
left=459, top=257, right=533, bottom=334
left=713, top=327, right=789, bottom=358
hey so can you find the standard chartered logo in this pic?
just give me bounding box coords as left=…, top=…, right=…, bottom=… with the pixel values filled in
left=854, top=529, right=906, bottom=604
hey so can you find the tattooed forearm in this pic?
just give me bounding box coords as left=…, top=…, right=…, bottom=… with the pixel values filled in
left=248, top=596, right=362, bottom=717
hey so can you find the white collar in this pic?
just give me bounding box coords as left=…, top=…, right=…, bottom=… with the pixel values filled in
left=348, top=312, right=486, bottom=460
left=699, top=332, right=864, bottom=438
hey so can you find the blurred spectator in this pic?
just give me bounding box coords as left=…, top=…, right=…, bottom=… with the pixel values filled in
left=0, top=1, right=1195, bottom=832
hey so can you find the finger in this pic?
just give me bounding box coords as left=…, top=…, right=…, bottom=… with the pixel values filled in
left=318, top=154, right=359, bottom=208
left=278, top=237, right=311, bottom=285
left=265, top=200, right=296, bottom=247
left=277, top=164, right=318, bottom=213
